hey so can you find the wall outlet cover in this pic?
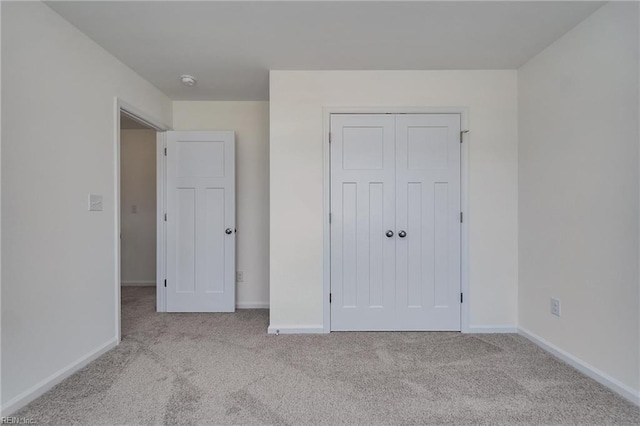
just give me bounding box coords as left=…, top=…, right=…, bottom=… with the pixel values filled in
left=551, top=298, right=561, bottom=317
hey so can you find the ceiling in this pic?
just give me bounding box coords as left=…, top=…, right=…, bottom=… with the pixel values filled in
left=47, top=1, right=604, bottom=101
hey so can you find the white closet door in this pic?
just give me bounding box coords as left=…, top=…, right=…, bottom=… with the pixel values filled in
left=166, top=131, right=235, bottom=312
left=330, top=114, right=396, bottom=331
left=395, top=114, right=461, bottom=330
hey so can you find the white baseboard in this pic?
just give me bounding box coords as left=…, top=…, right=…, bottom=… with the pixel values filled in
left=268, top=324, right=517, bottom=334
left=121, top=280, right=155, bottom=287
left=466, top=325, right=518, bottom=334
left=519, top=327, right=639, bottom=406
left=236, top=302, right=269, bottom=309
left=1, top=338, right=118, bottom=416
left=267, top=325, right=327, bottom=334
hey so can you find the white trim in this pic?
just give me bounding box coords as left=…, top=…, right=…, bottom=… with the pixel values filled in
left=467, top=326, right=518, bottom=334
left=114, top=97, right=171, bottom=341
left=118, top=100, right=170, bottom=132
left=120, top=280, right=155, bottom=286
left=236, top=302, right=270, bottom=309
left=459, top=113, right=470, bottom=333
left=0, top=338, right=117, bottom=416
left=322, top=111, right=331, bottom=333
left=322, top=107, right=470, bottom=333
left=267, top=325, right=326, bottom=334
left=519, top=327, right=640, bottom=406
left=156, top=132, right=167, bottom=312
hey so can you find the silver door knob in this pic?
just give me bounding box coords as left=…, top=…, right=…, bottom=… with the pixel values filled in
left=225, top=228, right=233, bottom=235
left=385, top=230, right=394, bottom=238
left=398, top=230, right=407, bottom=238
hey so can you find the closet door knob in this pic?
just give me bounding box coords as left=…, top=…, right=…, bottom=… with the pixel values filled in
left=398, top=230, right=407, bottom=238
left=225, top=228, right=233, bottom=235
left=385, top=230, right=394, bottom=238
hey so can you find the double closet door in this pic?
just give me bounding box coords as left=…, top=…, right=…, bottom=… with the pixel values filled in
left=330, top=114, right=461, bottom=331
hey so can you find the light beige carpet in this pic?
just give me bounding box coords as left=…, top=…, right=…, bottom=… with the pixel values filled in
left=15, top=286, right=640, bottom=425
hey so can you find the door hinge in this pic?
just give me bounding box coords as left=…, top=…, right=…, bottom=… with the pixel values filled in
left=329, top=213, right=332, bottom=224
left=461, top=293, right=463, bottom=303
left=164, top=147, right=167, bottom=156
left=460, top=130, right=469, bottom=143
left=328, top=132, right=332, bottom=143
left=460, top=212, right=463, bottom=223
left=329, top=293, right=332, bottom=303
left=164, top=279, right=167, bottom=288
left=164, top=213, right=167, bottom=221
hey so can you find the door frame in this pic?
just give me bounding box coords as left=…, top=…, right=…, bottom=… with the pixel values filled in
left=322, top=107, right=470, bottom=333
left=114, top=98, right=171, bottom=342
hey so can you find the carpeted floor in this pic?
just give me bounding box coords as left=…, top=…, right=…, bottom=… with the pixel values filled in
left=15, top=286, right=640, bottom=425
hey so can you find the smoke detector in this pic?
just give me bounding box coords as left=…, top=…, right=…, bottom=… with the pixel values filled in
left=180, top=75, right=196, bottom=86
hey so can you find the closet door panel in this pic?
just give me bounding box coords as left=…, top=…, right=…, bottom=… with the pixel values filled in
left=330, top=114, right=396, bottom=331
left=395, top=114, right=461, bottom=331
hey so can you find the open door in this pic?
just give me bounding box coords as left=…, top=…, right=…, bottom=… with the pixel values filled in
left=165, top=131, right=236, bottom=312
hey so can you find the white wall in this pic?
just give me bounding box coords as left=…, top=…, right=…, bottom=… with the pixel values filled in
left=120, top=129, right=157, bottom=286
left=173, top=102, right=270, bottom=308
left=1, top=2, right=172, bottom=413
left=518, top=2, right=639, bottom=395
left=269, top=70, right=518, bottom=331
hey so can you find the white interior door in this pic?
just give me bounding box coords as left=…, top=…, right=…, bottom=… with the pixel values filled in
left=330, top=113, right=461, bottom=331
left=165, top=131, right=235, bottom=312
left=395, top=114, right=461, bottom=330
left=330, top=114, right=396, bottom=330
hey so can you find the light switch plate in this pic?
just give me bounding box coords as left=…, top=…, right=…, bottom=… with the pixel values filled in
left=89, top=194, right=103, bottom=211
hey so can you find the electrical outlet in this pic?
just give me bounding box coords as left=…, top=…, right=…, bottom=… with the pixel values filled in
left=236, top=271, right=244, bottom=282
left=551, top=298, right=561, bottom=317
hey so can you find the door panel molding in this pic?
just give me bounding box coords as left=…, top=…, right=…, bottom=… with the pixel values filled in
left=330, top=114, right=396, bottom=330
left=395, top=113, right=461, bottom=330
left=323, top=107, right=470, bottom=333
left=165, top=131, right=236, bottom=312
